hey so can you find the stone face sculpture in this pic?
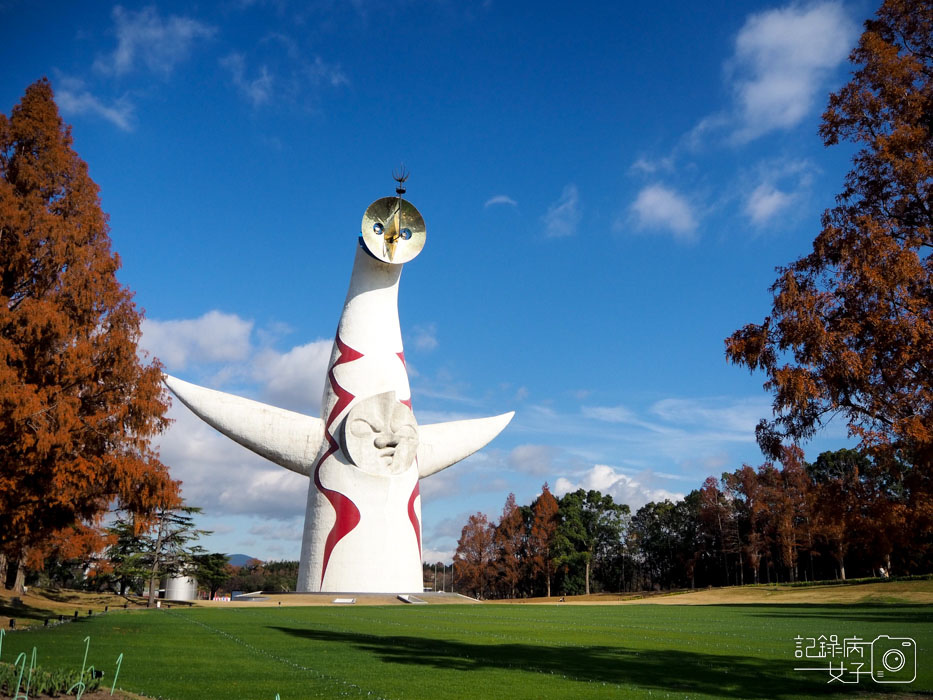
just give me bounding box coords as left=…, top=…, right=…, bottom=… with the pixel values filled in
left=163, top=185, right=513, bottom=592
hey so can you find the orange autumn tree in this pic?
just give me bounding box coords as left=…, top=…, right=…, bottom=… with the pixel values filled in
left=726, top=1, right=933, bottom=477
left=494, top=492, right=525, bottom=598
left=527, top=483, right=559, bottom=597
left=453, top=512, right=496, bottom=599
left=0, top=79, right=178, bottom=582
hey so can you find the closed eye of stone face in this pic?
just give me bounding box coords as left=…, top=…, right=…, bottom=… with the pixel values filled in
left=350, top=418, right=380, bottom=438
left=394, top=424, right=416, bottom=440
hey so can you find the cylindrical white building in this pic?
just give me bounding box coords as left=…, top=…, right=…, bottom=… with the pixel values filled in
left=162, top=574, right=198, bottom=601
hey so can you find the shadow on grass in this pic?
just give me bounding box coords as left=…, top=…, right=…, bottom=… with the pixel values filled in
left=271, top=625, right=858, bottom=698
left=721, top=604, right=933, bottom=626
left=1, top=601, right=105, bottom=627
left=0, top=601, right=53, bottom=625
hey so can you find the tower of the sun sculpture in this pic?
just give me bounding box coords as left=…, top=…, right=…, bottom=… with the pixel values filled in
left=164, top=175, right=513, bottom=592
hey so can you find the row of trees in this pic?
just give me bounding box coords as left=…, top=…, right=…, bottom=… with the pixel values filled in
left=452, top=447, right=932, bottom=599
left=3, top=503, right=219, bottom=601
left=226, top=560, right=299, bottom=594
left=9, top=496, right=303, bottom=599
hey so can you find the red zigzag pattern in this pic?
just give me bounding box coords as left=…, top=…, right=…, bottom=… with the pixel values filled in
left=314, top=335, right=363, bottom=586
left=314, top=338, right=422, bottom=584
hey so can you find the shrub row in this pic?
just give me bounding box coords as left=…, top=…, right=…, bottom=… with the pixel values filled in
left=0, top=660, right=102, bottom=697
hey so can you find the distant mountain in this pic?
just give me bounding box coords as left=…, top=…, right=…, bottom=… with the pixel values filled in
left=228, top=553, right=262, bottom=567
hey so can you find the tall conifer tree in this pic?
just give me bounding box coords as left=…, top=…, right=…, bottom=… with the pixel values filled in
left=726, top=1, right=932, bottom=470
left=0, top=79, right=179, bottom=569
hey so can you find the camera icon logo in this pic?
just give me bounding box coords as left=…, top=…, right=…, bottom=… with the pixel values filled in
left=872, top=635, right=916, bottom=683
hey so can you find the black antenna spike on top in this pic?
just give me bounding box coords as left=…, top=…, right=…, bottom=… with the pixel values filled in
left=393, top=164, right=409, bottom=196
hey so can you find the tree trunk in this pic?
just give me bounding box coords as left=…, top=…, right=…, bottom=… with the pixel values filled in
left=147, top=511, right=166, bottom=608
left=0, top=552, right=7, bottom=588
left=12, top=556, right=26, bottom=593
left=585, top=557, right=591, bottom=595
left=715, top=512, right=729, bottom=586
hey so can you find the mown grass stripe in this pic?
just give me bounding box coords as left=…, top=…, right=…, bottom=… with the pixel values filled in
left=164, top=609, right=390, bottom=699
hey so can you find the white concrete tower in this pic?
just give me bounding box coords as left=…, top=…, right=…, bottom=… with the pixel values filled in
left=164, top=176, right=513, bottom=592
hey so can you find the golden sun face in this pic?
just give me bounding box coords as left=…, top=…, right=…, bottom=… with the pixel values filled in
left=361, top=196, right=426, bottom=264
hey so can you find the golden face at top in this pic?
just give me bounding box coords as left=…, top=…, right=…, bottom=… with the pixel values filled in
left=361, top=196, right=426, bottom=264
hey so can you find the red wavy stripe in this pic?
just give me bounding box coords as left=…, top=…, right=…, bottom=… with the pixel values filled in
left=316, top=333, right=364, bottom=586
left=314, top=435, right=361, bottom=587
left=407, top=480, right=421, bottom=558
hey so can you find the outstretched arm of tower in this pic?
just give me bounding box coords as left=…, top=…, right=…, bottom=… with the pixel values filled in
left=416, top=412, right=515, bottom=479
left=163, top=375, right=324, bottom=477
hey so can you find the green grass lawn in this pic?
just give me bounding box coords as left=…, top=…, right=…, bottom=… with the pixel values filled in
left=1, top=603, right=930, bottom=699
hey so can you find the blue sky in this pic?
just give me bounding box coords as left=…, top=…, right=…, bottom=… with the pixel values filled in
left=2, top=0, right=871, bottom=563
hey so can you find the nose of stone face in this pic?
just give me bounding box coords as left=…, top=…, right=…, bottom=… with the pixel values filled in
left=375, top=434, right=399, bottom=449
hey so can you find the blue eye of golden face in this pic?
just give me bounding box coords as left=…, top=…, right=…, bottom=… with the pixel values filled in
left=373, top=222, right=384, bottom=235
left=401, top=228, right=411, bottom=240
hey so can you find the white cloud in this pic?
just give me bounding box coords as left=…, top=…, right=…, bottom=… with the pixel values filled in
left=630, top=156, right=674, bottom=175
left=156, top=405, right=308, bottom=521
left=220, top=53, right=273, bottom=107
left=508, top=444, right=557, bottom=476
left=684, top=113, right=730, bottom=152
left=513, top=394, right=771, bottom=477
left=649, top=396, right=772, bottom=435
left=248, top=519, right=303, bottom=543
left=745, top=183, right=793, bottom=224
left=554, top=464, right=684, bottom=510
left=54, top=76, right=134, bottom=131
left=94, top=5, right=216, bottom=77
left=581, top=405, right=636, bottom=424
left=422, top=547, right=454, bottom=566
left=251, top=340, right=331, bottom=414
left=743, top=158, right=816, bottom=225
left=432, top=512, right=473, bottom=540
left=141, top=311, right=254, bottom=370
left=418, top=467, right=465, bottom=501
left=484, top=195, right=517, bottom=207
left=411, top=323, right=439, bottom=352
left=542, top=184, right=580, bottom=238
left=221, top=33, right=347, bottom=107
left=629, top=184, right=697, bottom=239
left=728, top=1, right=857, bottom=142
left=304, top=55, right=349, bottom=88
